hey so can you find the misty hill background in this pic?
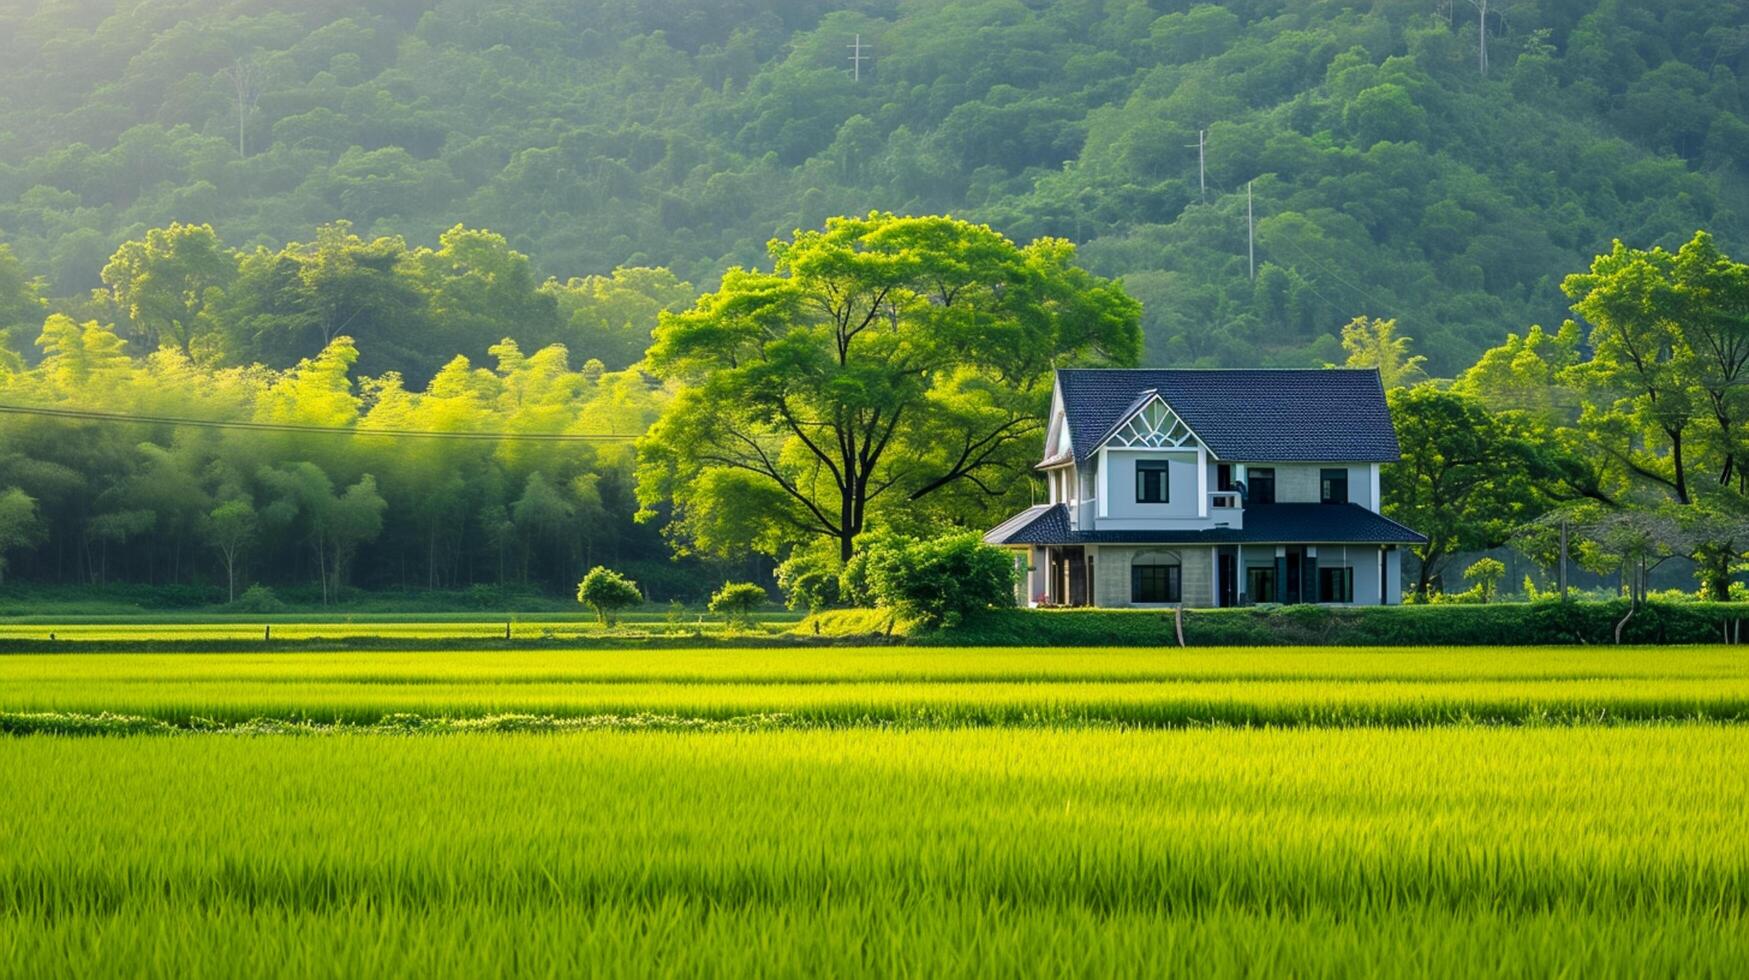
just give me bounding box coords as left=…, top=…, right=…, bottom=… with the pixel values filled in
left=1, top=0, right=1745, bottom=373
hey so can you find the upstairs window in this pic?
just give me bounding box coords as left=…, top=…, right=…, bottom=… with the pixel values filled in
left=1136, top=460, right=1170, bottom=503
left=1248, top=468, right=1275, bottom=506
left=1321, top=468, right=1349, bottom=505
left=1216, top=463, right=1234, bottom=491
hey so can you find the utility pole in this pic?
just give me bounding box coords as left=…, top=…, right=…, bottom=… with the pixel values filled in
left=1560, top=518, right=1574, bottom=602
left=222, top=58, right=262, bottom=158
left=847, top=34, right=869, bottom=82
left=1467, top=0, right=1489, bottom=77
left=1185, top=129, right=1206, bottom=203
left=1246, top=180, right=1255, bottom=280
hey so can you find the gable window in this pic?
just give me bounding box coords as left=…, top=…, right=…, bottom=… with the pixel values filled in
left=1136, top=461, right=1170, bottom=503
left=1248, top=468, right=1275, bottom=506
left=1318, top=566, right=1354, bottom=603
left=1132, top=564, right=1181, bottom=603
left=1321, top=468, right=1349, bottom=504
left=1110, top=398, right=1197, bottom=449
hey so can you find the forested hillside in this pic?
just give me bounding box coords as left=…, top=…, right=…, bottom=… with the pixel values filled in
left=2, top=0, right=1745, bottom=372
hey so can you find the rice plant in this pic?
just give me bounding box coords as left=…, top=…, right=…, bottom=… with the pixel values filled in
left=4, top=644, right=1747, bottom=976
left=3, top=646, right=1747, bottom=727
left=0, top=728, right=1745, bottom=977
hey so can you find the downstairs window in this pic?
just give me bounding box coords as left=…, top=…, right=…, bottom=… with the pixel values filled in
left=1132, top=564, right=1181, bottom=603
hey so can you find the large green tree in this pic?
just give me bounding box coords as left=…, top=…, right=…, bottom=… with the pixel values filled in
left=224, top=223, right=429, bottom=377
left=1384, top=385, right=1562, bottom=598
left=637, top=213, right=1140, bottom=562
left=0, top=245, right=47, bottom=366
left=100, top=223, right=238, bottom=358
left=1448, top=231, right=1749, bottom=598
left=0, top=487, right=44, bottom=585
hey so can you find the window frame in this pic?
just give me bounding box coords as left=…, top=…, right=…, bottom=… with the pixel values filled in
left=1320, top=467, right=1349, bottom=505
left=1317, top=566, right=1355, bottom=603
left=1247, top=467, right=1275, bottom=506
left=1131, top=563, right=1182, bottom=604
left=1247, top=566, right=1276, bottom=604
left=1135, top=460, right=1171, bottom=504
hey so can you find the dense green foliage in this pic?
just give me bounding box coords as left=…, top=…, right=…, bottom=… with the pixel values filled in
left=0, top=317, right=701, bottom=598
left=4, top=727, right=1745, bottom=975
left=862, top=532, right=1018, bottom=628
left=636, top=212, right=1138, bottom=562
left=3, top=1, right=1748, bottom=603
left=1, top=0, right=1744, bottom=375
left=890, top=601, right=1749, bottom=647
left=575, top=565, right=644, bottom=623
left=1450, top=231, right=1749, bottom=598
left=706, top=581, right=767, bottom=627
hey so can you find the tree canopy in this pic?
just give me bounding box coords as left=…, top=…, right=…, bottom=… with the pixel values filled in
left=0, top=0, right=1742, bottom=373
left=635, top=213, right=1139, bottom=561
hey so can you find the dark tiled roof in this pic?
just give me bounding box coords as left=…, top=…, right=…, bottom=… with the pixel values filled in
left=984, top=503, right=1426, bottom=546
left=982, top=504, right=1068, bottom=544
left=1056, top=368, right=1400, bottom=463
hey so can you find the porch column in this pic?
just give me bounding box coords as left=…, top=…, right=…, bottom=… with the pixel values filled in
left=1196, top=444, right=1208, bottom=517
left=1236, top=543, right=1245, bottom=603
left=1209, top=546, right=1219, bottom=606
left=1087, top=545, right=1097, bottom=608
left=1097, top=448, right=1109, bottom=519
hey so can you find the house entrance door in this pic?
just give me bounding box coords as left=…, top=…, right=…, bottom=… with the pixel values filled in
left=1047, top=546, right=1089, bottom=606
left=1062, top=547, right=1087, bottom=606
left=1217, top=553, right=1236, bottom=607
left=1283, top=547, right=1303, bottom=604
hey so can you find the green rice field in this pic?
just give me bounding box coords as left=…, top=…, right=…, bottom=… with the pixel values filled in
left=4, top=641, right=1748, bottom=977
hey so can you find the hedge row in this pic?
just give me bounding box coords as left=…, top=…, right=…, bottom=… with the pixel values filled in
left=807, top=602, right=1749, bottom=646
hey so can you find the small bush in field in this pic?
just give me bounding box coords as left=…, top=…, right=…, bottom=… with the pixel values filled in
left=865, top=532, right=1016, bottom=629
left=775, top=549, right=840, bottom=614
left=1463, top=557, right=1506, bottom=603
left=577, top=567, right=643, bottom=625
left=228, top=584, right=286, bottom=614
left=709, top=582, right=768, bottom=628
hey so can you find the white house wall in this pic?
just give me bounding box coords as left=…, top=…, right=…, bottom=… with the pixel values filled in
left=1249, top=463, right=1378, bottom=510
left=1076, top=465, right=1097, bottom=528
left=1090, top=449, right=1204, bottom=528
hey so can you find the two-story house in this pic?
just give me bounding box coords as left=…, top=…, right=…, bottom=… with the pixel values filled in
left=984, top=368, right=1425, bottom=607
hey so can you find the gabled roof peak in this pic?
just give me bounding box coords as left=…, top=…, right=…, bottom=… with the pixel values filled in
left=1053, top=368, right=1399, bottom=463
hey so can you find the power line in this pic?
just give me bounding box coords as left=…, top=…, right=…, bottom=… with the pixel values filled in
left=0, top=404, right=638, bottom=442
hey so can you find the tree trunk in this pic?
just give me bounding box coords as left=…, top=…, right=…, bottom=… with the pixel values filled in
left=1414, top=547, right=1441, bottom=599
left=1670, top=427, right=1690, bottom=504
